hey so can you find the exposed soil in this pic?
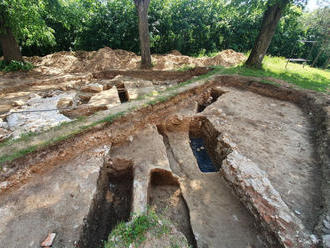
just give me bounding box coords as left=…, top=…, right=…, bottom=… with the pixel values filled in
left=23, top=47, right=245, bottom=74
left=79, top=159, right=133, bottom=248
left=0, top=67, right=328, bottom=248
left=148, top=169, right=197, bottom=247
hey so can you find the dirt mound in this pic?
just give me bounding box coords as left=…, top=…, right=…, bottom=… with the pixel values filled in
left=168, top=50, right=182, bottom=56
left=25, top=47, right=245, bottom=74
left=72, top=47, right=139, bottom=72
left=202, top=49, right=246, bottom=67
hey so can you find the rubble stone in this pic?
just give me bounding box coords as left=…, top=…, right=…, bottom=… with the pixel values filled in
left=81, top=83, right=103, bottom=93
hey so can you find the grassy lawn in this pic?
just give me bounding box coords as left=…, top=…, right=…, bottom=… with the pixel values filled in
left=214, top=56, right=330, bottom=93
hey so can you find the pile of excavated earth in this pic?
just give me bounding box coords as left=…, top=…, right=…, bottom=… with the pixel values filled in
left=0, top=48, right=329, bottom=248
left=0, top=47, right=243, bottom=140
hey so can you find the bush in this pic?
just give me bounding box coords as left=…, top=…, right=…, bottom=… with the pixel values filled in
left=0, top=60, right=34, bottom=72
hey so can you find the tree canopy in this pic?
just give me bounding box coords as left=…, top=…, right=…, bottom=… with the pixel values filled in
left=0, top=0, right=55, bottom=47
left=0, top=0, right=328, bottom=68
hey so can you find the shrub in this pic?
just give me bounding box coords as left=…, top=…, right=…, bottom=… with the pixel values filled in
left=0, top=60, right=34, bottom=72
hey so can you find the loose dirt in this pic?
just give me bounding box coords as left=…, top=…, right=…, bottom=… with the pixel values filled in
left=0, top=48, right=328, bottom=248
left=24, top=47, right=245, bottom=74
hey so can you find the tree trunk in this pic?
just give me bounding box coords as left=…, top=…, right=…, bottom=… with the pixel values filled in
left=0, top=15, right=23, bottom=63
left=311, top=48, right=322, bottom=67
left=322, top=56, right=329, bottom=69
left=245, top=0, right=289, bottom=68
left=134, top=0, right=152, bottom=69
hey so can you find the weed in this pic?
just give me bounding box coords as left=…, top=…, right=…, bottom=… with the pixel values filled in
left=104, top=210, right=169, bottom=248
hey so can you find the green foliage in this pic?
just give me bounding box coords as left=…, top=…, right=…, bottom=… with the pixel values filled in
left=0, top=60, right=34, bottom=72
left=0, top=0, right=56, bottom=48
left=300, top=7, right=330, bottom=67
left=104, top=210, right=170, bottom=248
left=74, top=0, right=139, bottom=52
left=2, top=0, right=325, bottom=68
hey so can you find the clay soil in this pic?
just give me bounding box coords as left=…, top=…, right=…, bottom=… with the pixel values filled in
left=0, top=49, right=328, bottom=248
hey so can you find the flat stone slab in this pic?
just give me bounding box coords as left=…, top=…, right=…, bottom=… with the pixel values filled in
left=88, top=87, right=121, bottom=108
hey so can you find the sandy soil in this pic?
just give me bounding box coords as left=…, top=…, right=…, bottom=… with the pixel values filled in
left=24, top=47, right=245, bottom=74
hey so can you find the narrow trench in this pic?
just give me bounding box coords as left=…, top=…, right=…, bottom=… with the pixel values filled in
left=156, top=125, right=183, bottom=176
left=116, top=83, right=130, bottom=103
left=148, top=169, right=198, bottom=248
left=197, top=87, right=225, bottom=112
left=79, top=159, right=133, bottom=248
left=189, top=117, right=232, bottom=172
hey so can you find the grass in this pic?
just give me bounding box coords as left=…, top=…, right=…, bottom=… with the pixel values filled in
left=104, top=210, right=171, bottom=248
left=0, top=112, right=125, bottom=166
left=213, top=56, right=329, bottom=93
left=177, top=64, right=195, bottom=72
left=0, top=116, right=87, bottom=151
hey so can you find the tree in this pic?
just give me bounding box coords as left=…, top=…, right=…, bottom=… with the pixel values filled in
left=134, top=0, right=152, bottom=69
left=0, top=9, right=23, bottom=62
left=303, top=6, right=330, bottom=67
left=245, top=0, right=290, bottom=68
left=0, top=0, right=55, bottom=63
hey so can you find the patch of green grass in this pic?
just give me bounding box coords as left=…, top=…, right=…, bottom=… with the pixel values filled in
left=0, top=112, right=126, bottom=166
left=177, top=64, right=195, bottom=72
left=166, top=67, right=222, bottom=93
left=104, top=210, right=171, bottom=248
left=0, top=145, right=39, bottom=165
left=0, top=60, right=34, bottom=72
left=213, top=56, right=329, bottom=92
left=0, top=131, right=39, bottom=149
left=0, top=117, right=86, bottom=149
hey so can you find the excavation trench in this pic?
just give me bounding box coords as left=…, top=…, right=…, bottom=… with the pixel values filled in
left=197, top=87, right=225, bottom=112
left=116, top=83, right=130, bottom=103
left=0, top=75, right=328, bottom=248
left=148, top=169, right=197, bottom=248
left=92, top=67, right=211, bottom=82
left=79, top=159, right=133, bottom=248
left=189, top=117, right=232, bottom=172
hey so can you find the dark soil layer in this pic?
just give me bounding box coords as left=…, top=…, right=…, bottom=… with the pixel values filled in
left=79, top=166, right=133, bottom=248
left=189, top=137, right=217, bottom=172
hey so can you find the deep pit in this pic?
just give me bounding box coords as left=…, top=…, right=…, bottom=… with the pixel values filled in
left=79, top=159, right=133, bottom=248
left=116, top=83, right=130, bottom=103
left=148, top=169, right=197, bottom=247
left=189, top=117, right=232, bottom=172
left=189, top=137, right=217, bottom=172
left=197, top=87, right=225, bottom=112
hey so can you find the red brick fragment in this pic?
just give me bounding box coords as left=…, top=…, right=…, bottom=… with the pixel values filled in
left=41, top=233, right=56, bottom=247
